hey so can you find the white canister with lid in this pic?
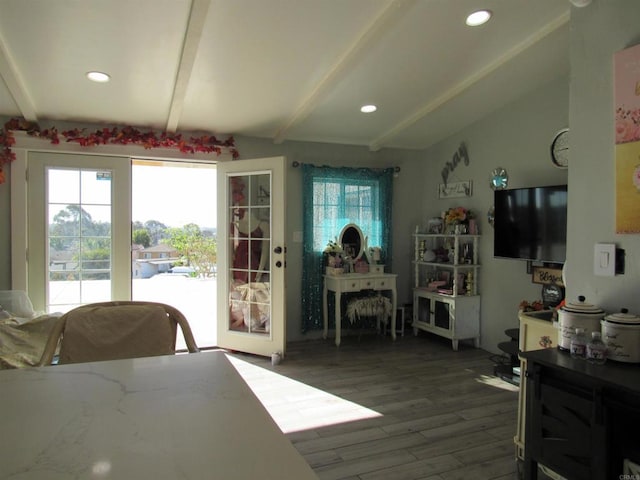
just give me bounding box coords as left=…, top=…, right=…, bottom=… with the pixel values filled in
left=557, top=295, right=605, bottom=351
left=601, top=308, right=640, bottom=363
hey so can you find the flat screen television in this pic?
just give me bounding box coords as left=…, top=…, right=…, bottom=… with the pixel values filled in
left=493, top=185, right=567, bottom=264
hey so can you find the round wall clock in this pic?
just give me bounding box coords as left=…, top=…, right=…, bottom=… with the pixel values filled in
left=551, top=128, right=569, bottom=168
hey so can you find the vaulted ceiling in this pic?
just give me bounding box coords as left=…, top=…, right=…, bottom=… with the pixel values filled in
left=0, top=0, right=570, bottom=151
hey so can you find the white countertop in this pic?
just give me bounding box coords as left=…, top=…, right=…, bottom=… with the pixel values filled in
left=0, top=351, right=317, bottom=479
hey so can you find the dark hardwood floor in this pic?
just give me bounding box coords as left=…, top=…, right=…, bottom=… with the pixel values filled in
left=227, top=331, right=525, bottom=480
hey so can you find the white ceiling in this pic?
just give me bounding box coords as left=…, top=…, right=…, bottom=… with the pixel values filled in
left=0, top=0, right=571, bottom=151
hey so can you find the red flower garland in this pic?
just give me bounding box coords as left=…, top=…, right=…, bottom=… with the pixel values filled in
left=0, top=117, right=239, bottom=184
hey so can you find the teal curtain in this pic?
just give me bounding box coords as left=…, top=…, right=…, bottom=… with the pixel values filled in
left=301, top=164, right=394, bottom=332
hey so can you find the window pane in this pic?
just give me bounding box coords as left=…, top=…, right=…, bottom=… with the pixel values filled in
left=47, top=167, right=113, bottom=312
left=48, top=169, right=79, bottom=204
left=312, top=177, right=382, bottom=251
left=81, top=170, right=112, bottom=205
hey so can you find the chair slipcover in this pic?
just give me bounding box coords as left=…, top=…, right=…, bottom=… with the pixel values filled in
left=39, top=301, right=199, bottom=366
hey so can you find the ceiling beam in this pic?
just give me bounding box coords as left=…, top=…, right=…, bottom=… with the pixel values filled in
left=165, top=0, right=211, bottom=133
left=368, top=11, right=570, bottom=151
left=0, top=28, right=38, bottom=122
left=272, top=0, right=417, bottom=145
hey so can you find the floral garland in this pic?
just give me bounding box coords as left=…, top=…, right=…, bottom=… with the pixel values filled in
left=0, top=117, right=239, bottom=184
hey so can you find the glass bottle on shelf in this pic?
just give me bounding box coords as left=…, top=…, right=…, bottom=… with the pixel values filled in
left=570, top=327, right=587, bottom=359
left=586, top=331, right=607, bottom=364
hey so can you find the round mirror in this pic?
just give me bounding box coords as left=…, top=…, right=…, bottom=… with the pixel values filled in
left=490, top=167, right=508, bottom=190
left=339, top=223, right=365, bottom=261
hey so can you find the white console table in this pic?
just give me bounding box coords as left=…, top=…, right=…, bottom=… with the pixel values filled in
left=323, top=272, right=397, bottom=346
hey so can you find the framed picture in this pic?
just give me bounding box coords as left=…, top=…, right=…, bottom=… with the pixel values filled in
left=427, top=218, right=443, bottom=234
left=438, top=180, right=473, bottom=199
left=614, top=43, right=640, bottom=232
left=437, top=270, right=451, bottom=285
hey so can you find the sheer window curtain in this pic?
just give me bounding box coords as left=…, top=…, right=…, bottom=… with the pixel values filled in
left=301, top=164, right=393, bottom=333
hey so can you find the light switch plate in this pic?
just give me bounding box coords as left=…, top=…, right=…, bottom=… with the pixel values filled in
left=594, top=243, right=615, bottom=276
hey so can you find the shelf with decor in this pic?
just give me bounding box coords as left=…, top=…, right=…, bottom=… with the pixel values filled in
left=412, top=227, right=480, bottom=350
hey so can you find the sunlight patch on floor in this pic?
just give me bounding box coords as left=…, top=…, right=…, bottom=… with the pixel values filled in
left=226, top=354, right=382, bottom=434
left=474, top=373, right=520, bottom=392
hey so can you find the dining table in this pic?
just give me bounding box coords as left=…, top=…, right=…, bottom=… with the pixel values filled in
left=0, top=351, right=318, bottom=479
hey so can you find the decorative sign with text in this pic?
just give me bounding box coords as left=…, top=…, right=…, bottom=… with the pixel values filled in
left=441, top=142, right=470, bottom=185
left=532, top=266, right=564, bottom=286
left=438, top=180, right=472, bottom=199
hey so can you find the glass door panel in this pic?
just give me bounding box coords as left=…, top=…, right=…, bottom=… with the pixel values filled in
left=229, top=174, right=271, bottom=335
left=217, top=157, right=286, bottom=358
left=28, top=152, right=130, bottom=313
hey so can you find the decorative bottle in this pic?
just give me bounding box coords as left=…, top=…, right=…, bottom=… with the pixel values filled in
left=570, top=327, right=587, bottom=359
left=586, top=331, right=607, bottom=365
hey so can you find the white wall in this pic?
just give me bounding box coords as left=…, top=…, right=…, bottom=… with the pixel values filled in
left=405, top=75, right=570, bottom=353
left=564, top=0, right=640, bottom=316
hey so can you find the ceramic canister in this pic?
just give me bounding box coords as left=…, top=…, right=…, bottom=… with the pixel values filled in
left=557, top=295, right=605, bottom=351
left=601, top=308, right=640, bottom=363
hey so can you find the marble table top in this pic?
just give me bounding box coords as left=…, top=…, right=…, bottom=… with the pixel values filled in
left=0, top=351, right=317, bottom=479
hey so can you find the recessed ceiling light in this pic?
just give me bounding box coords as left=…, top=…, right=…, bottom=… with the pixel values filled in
left=86, top=71, right=110, bottom=83
left=360, top=105, right=377, bottom=113
left=466, top=10, right=492, bottom=27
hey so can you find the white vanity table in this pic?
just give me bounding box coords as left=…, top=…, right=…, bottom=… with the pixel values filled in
left=321, top=223, right=397, bottom=346
left=323, top=272, right=397, bottom=346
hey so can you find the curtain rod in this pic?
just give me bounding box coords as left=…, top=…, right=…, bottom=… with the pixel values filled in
left=291, top=160, right=400, bottom=173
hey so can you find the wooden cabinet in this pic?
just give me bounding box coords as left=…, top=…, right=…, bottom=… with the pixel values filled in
left=514, top=310, right=557, bottom=461
left=522, top=348, right=640, bottom=479
left=412, top=229, right=480, bottom=350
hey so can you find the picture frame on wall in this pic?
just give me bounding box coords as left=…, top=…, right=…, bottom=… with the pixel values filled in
left=614, top=43, right=640, bottom=233
left=438, top=180, right=473, bottom=199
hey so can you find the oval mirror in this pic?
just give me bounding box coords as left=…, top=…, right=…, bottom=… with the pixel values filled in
left=339, top=223, right=365, bottom=261
left=490, top=167, right=508, bottom=190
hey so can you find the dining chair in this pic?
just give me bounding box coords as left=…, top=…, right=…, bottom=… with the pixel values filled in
left=38, top=301, right=199, bottom=366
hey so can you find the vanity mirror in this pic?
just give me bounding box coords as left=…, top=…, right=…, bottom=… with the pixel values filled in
left=339, top=223, right=365, bottom=261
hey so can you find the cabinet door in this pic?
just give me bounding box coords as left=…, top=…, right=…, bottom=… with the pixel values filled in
left=415, top=295, right=432, bottom=325
left=434, top=299, right=451, bottom=329
left=526, top=370, right=606, bottom=479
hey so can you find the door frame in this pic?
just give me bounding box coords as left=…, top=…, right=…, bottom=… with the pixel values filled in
left=10, top=133, right=233, bottom=298
left=26, top=152, right=132, bottom=311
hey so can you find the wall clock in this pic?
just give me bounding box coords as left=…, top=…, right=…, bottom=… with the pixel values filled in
left=551, top=128, right=569, bottom=168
